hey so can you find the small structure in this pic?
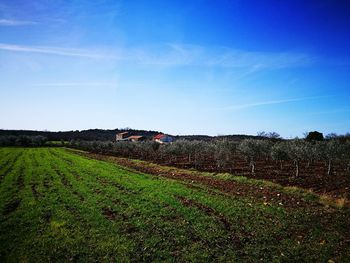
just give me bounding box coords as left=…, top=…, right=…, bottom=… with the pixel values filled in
left=126, top=135, right=145, bottom=142
left=153, top=134, right=174, bottom=144
left=116, top=132, right=129, bottom=141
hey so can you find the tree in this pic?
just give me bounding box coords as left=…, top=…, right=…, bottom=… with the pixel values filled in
left=214, top=139, right=237, bottom=172
left=302, top=142, right=317, bottom=168
left=271, top=142, right=289, bottom=170
left=257, top=131, right=281, bottom=140
left=316, top=140, right=343, bottom=176
left=31, top=135, right=48, bottom=146
left=286, top=140, right=305, bottom=177
left=191, top=140, right=213, bottom=169
left=16, top=135, right=32, bottom=146
left=305, top=131, right=324, bottom=142
left=238, top=139, right=263, bottom=175
left=325, top=133, right=338, bottom=140
left=259, top=140, right=273, bottom=161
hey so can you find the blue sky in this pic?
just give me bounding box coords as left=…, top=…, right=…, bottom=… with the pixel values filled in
left=0, top=0, right=349, bottom=137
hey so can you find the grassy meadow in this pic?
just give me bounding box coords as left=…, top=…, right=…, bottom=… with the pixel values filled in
left=0, top=147, right=349, bottom=262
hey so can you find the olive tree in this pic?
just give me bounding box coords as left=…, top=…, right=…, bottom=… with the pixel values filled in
left=271, top=142, right=289, bottom=170
left=165, top=140, right=188, bottom=162
left=314, top=140, right=343, bottom=176
left=259, top=140, right=273, bottom=161
left=302, top=142, right=317, bottom=168
left=191, top=140, right=214, bottom=169
left=213, top=139, right=237, bottom=172
left=238, top=139, right=264, bottom=175
left=139, top=141, right=159, bottom=161
left=286, top=140, right=305, bottom=177
left=172, top=140, right=197, bottom=163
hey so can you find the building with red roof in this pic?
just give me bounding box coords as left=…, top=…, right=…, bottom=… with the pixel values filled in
left=153, top=134, right=174, bottom=144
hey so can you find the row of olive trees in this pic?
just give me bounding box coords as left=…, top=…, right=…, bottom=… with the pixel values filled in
left=238, top=138, right=350, bottom=177
left=69, top=139, right=238, bottom=170
left=69, top=138, right=350, bottom=177
left=0, top=135, right=48, bottom=147
left=270, top=140, right=350, bottom=177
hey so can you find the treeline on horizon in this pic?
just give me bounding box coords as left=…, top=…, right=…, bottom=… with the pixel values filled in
left=0, top=128, right=270, bottom=142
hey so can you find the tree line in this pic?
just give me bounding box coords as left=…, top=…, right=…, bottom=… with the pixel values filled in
left=0, top=129, right=264, bottom=142
left=0, top=135, right=48, bottom=147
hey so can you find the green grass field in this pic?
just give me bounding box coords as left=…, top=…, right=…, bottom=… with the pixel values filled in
left=0, top=147, right=349, bottom=262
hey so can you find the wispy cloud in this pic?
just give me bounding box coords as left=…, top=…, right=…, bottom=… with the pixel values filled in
left=214, top=96, right=333, bottom=111
left=0, top=43, right=114, bottom=59
left=31, top=82, right=117, bottom=87
left=0, top=19, right=37, bottom=26
left=125, top=44, right=315, bottom=69
left=0, top=42, right=315, bottom=69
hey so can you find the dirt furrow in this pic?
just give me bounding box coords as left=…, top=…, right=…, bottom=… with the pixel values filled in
left=0, top=151, right=23, bottom=184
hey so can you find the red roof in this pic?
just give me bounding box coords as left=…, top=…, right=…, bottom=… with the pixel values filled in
left=154, top=134, right=165, bottom=140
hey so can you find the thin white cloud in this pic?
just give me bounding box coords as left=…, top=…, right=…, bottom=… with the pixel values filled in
left=0, top=42, right=314, bottom=68
left=0, top=43, right=115, bottom=59
left=0, top=19, right=37, bottom=26
left=214, top=96, right=333, bottom=111
left=32, top=82, right=117, bottom=87
left=126, top=44, right=315, bottom=69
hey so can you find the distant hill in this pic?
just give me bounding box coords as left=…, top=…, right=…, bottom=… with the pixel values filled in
left=0, top=129, right=160, bottom=141
left=0, top=129, right=262, bottom=141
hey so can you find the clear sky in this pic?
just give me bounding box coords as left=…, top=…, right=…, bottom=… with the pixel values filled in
left=0, top=0, right=349, bottom=137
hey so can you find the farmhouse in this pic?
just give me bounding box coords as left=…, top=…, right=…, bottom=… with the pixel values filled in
left=125, top=135, right=145, bottom=142
left=153, top=134, right=174, bottom=144
left=116, top=132, right=129, bottom=141
left=116, top=132, right=145, bottom=142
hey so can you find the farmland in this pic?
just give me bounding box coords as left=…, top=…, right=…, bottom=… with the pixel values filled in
left=70, top=138, right=350, bottom=199
left=0, top=147, right=350, bottom=262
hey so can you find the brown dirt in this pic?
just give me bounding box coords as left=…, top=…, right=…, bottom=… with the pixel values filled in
left=168, top=157, right=350, bottom=199
left=102, top=207, right=119, bottom=221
